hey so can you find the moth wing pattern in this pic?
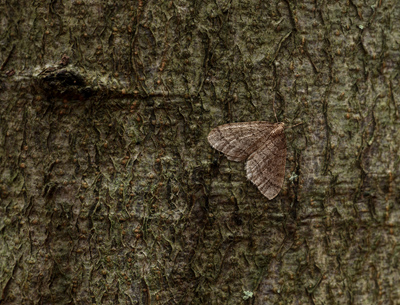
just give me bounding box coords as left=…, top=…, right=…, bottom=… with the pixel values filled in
left=207, top=121, right=278, bottom=162
left=208, top=121, right=286, bottom=200
left=245, top=124, right=286, bottom=200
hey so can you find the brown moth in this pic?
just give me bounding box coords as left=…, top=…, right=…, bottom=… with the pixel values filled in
left=207, top=122, right=286, bottom=200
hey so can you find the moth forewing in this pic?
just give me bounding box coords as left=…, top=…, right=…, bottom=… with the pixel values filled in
left=208, top=121, right=287, bottom=200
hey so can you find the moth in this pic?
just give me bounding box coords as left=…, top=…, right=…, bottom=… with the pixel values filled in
left=207, top=122, right=286, bottom=200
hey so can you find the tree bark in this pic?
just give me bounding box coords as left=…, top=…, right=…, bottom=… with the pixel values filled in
left=1, top=0, right=399, bottom=304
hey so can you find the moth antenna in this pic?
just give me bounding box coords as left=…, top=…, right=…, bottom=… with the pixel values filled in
left=272, top=100, right=278, bottom=123
left=286, top=122, right=303, bottom=129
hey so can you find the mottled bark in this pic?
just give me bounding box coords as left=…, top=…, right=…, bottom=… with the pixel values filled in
left=1, top=0, right=399, bottom=304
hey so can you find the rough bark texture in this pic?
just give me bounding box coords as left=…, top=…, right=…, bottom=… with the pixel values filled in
left=1, top=0, right=399, bottom=304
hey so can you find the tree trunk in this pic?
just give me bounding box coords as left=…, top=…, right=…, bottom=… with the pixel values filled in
left=1, top=0, right=399, bottom=304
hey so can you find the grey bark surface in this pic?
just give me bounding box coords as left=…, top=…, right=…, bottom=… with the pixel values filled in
left=1, top=0, right=399, bottom=304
